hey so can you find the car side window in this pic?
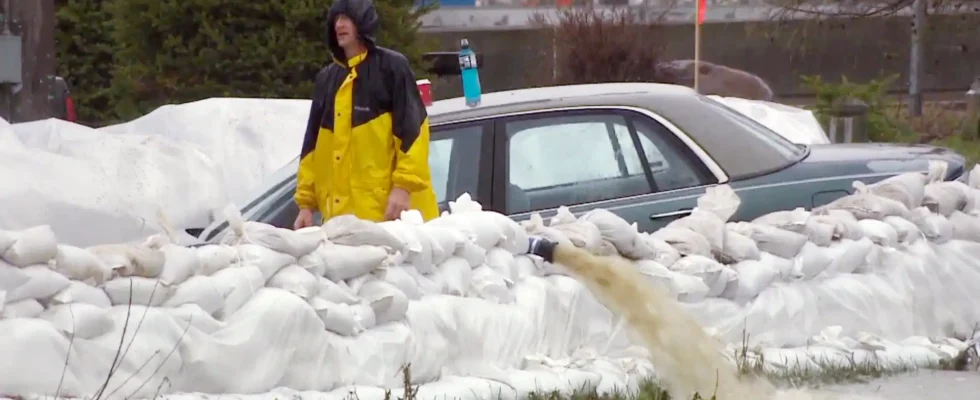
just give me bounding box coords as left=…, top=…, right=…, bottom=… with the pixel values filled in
left=430, top=124, right=483, bottom=205
left=624, top=118, right=710, bottom=191
left=505, top=113, right=652, bottom=213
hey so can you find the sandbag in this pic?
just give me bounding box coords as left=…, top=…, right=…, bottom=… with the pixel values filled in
left=50, top=280, right=112, bottom=308
left=970, top=164, right=980, bottom=190
left=486, top=247, right=517, bottom=284
left=667, top=209, right=726, bottom=254
left=752, top=208, right=809, bottom=233
left=793, top=242, right=833, bottom=280
left=358, top=280, right=409, bottom=325
left=436, top=256, right=472, bottom=296
left=723, top=259, right=778, bottom=302
left=759, top=252, right=797, bottom=281
left=0, top=230, right=13, bottom=255
left=801, top=219, right=835, bottom=247
left=669, top=255, right=736, bottom=297
left=856, top=219, right=898, bottom=247
left=0, top=262, right=30, bottom=291
left=103, top=277, right=175, bottom=307
left=729, top=222, right=807, bottom=259
left=163, top=275, right=230, bottom=316
left=157, top=244, right=201, bottom=285
left=636, top=260, right=709, bottom=302
left=419, top=224, right=466, bottom=265
left=906, top=207, right=953, bottom=243
left=266, top=264, right=319, bottom=300
left=0, top=226, right=58, bottom=267
left=53, top=245, right=112, bottom=285
left=374, top=265, right=424, bottom=300
left=379, top=220, right=435, bottom=273
left=88, top=243, right=165, bottom=278
left=311, top=243, right=388, bottom=282
left=550, top=207, right=603, bottom=252
left=210, top=265, right=265, bottom=318
left=469, top=266, right=512, bottom=304
left=923, top=181, right=974, bottom=217
left=640, top=235, right=682, bottom=267
left=697, top=184, right=742, bottom=221
left=649, top=227, right=711, bottom=257
left=309, top=298, right=376, bottom=336
left=6, top=265, right=71, bottom=303
left=322, top=214, right=406, bottom=252
left=232, top=243, right=297, bottom=280
left=822, top=184, right=910, bottom=220
left=522, top=214, right=574, bottom=250
left=40, top=303, right=114, bottom=339
left=221, top=206, right=323, bottom=258
left=883, top=216, right=922, bottom=244
left=315, top=276, right=360, bottom=304
left=823, top=238, right=874, bottom=275
left=949, top=211, right=980, bottom=243
left=715, top=229, right=760, bottom=264
left=867, top=171, right=928, bottom=209
left=581, top=209, right=656, bottom=259
left=1, top=299, right=44, bottom=318
left=195, top=244, right=238, bottom=276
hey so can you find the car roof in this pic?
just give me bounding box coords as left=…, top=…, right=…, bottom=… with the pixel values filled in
left=427, top=82, right=697, bottom=124
left=428, top=82, right=801, bottom=180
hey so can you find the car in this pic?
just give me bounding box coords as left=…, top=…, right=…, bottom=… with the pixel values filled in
left=192, top=82, right=967, bottom=243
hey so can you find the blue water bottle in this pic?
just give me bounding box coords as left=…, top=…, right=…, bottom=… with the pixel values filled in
left=459, top=39, right=482, bottom=107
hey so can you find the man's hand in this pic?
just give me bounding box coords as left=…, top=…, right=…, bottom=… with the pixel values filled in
left=384, top=187, right=411, bottom=221
left=294, top=209, right=315, bottom=230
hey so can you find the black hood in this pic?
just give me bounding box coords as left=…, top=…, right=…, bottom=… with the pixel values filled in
left=326, top=0, right=379, bottom=64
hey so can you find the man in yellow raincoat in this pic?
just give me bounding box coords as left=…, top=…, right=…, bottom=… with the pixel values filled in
left=293, top=0, right=439, bottom=229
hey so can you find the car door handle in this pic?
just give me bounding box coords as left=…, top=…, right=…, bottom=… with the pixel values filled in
left=650, top=209, right=693, bottom=220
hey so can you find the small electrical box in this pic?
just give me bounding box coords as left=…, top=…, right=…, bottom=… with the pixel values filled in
left=0, top=35, right=23, bottom=84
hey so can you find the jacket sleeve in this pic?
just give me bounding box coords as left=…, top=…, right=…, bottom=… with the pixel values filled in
left=295, top=70, right=327, bottom=210
left=389, top=57, right=431, bottom=193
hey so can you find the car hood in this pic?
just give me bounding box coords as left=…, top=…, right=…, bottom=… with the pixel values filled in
left=799, top=142, right=966, bottom=179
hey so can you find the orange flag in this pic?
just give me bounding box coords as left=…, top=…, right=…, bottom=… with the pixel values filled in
left=697, top=0, right=707, bottom=25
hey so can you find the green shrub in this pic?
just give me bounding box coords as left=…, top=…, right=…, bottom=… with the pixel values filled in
left=55, top=0, right=118, bottom=125
left=800, top=73, right=914, bottom=143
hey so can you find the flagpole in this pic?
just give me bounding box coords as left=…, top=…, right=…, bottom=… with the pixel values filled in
left=694, top=1, right=702, bottom=93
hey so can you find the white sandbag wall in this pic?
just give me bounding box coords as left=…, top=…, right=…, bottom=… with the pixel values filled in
left=2, top=163, right=980, bottom=399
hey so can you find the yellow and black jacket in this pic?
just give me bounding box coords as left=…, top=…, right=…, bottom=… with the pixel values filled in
left=296, top=0, right=438, bottom=222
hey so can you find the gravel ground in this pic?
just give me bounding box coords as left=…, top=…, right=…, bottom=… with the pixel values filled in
left=824, top=371, right=979, bottom=400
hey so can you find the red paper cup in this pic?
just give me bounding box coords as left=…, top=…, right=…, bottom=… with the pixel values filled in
left=417, top=79, right=433, bottom=107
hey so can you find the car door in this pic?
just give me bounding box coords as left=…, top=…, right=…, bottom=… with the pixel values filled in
left=494, top=107, right=722, bottom=233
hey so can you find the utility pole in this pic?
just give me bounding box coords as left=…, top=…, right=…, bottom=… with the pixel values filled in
left=1, top=0, right=56, bottom=123
left=908, top=0, right=926, bottom=117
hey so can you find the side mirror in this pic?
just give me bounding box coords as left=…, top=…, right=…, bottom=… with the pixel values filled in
left=422, top=52, right=484, bottom=77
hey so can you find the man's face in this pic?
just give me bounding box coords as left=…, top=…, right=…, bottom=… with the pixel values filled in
left=335, top=15, right=358, bottom=48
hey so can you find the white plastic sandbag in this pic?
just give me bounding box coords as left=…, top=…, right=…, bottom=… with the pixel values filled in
left=793, top=242, right=833, bottom=280
left=50, top=280, right=112, bottom=308
left=667, top=209, right=726, bottom=253
left=88, top=243, right=165, bottom=278
left=437, top=256, right=473, bottom=296
left=640, top=235, right=682, bottom=267
left=309, top=297, right=376, bottom=336
left=358, top=280, right=409, bottom=325
left=419, top=223, right=467, bottom=265
left=636, top=260, right=709, bottom=302
left=723, top=259, right=779, bottom=302
left=163, top=275, right=231, bottom=316
left=266, top=264, right=319, bottom=299
left=970, top=164, right=980, bottom=190
left=581, top=209, right=656, bottom=259
left=379, top=219, right=435, bottom=273
left=801, top=219, right=835, bottom=246
left=867, top=171, right=929, bottom=209
left=550, top=207, right=604, bottom=251
left=157, top=244, right=201, bottom=285
left=374, top=265, right=424, bottom=300
left=486, top=247, right=517, bottom=283
left=53, top=245, right=112, bottom=285
left=716, top=229, right=760, bottom=263
left=923, top=181, right=974, bottom=217
left=196, top=244, right=237, bottom=276
left=469, top=265, right=512, bottom=303
left=1, top=299, right=44, bottom=318
left=649, top=227, right=711, bottom=257
left=315, top=276, right=360, bottom=304
left=232, top=243, right=297, bottom=280
left=0, top=226, right=58, bottom=267
left=103, top=277, right=175, bottom=307
left=521, top=213, right=574, bottom=249
left=6, top=265, right=71, bottom=303
left=313, top=243, right=388, bottom=281
left=728, top=222, right=807, bottom=259
left=40, top=303, right=114, bottom=339
left=698, top=184, right=742, bottom=221
left=883, top=216, right=923, bottom=244
left=0, top=262, right=30, bottom=291
left=669, top=255, right=736, bottom=297
left=210, top=265, right=265, bottom=318
left=823, top=238, right=874, bottom=275
left=823, top=183, right=910, bottom=220
left=856, top=219, right=898, bottom=247
left=759, top=252, right=797, bottom=280
left=220, top=205, right=323, bottom=258
left=906, top=207, right=953, bottom=243
left=752, top=207, right=810, bottom=233
left=0, top=230, right=13, bottom=255
left=810, top=212, right=864, bottom=241
left=322, top=214, right=407, bottom=252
